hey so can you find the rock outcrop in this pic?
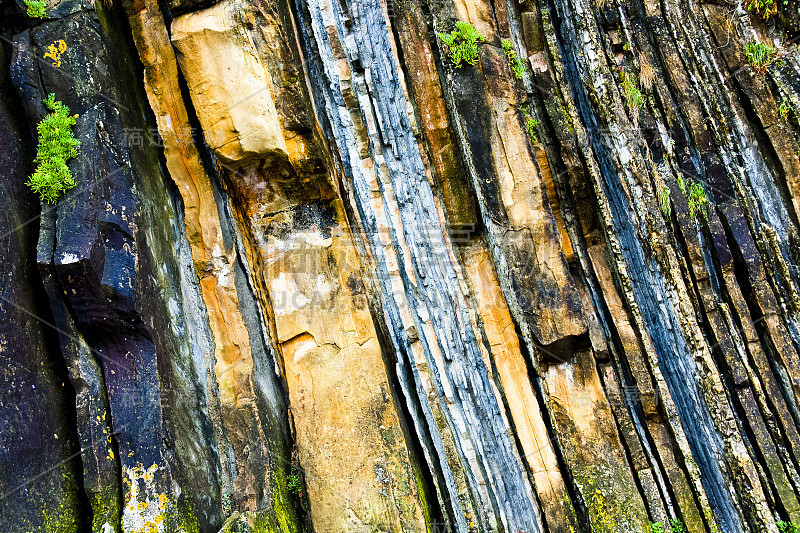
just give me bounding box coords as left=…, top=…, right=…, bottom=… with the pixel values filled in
left=3, top=0, right=800, bottom=531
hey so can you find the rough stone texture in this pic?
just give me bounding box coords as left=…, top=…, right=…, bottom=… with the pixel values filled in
left=126, top=1, right=303, bottom=530
left=171, top=1, right=287, bottom=164
left=0, top=42, right=86, bottom=533
left=271, top=202, right=428, bottom=532
left=10, top=9, right=184, bottom=531
left=462, top=241, right=578, bottom=533
left=5, top=0, right=800, bottom=530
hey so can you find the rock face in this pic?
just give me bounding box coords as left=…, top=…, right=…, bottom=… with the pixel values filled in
left=171, top=2, right=287, bottom=163
left=3, top=0, right=800, bottom=530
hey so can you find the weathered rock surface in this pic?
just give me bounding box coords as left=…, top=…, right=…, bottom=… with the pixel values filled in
left=0, top=41, right=86, bottom=533
left=4, top=0, right=800, bottom=531
left=171, top=2, right=287, bottom=163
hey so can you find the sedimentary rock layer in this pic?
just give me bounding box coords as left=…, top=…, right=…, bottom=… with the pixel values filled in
left=3, top=0, right=800, bottom=531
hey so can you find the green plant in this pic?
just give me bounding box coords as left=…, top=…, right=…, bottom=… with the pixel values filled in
left=672, top=174, right=711, bottom=219
left=778, top=521, right=800, bottom=533
left=286, top=472, right=302, bottom=497
left=780, top=99, right=793, bottom=120
left=501, top=39, right=526, bottom=79
left=745, top=0, right=782, bottom=19
left=23, top=0, right=47, bottom=18
left=621, top=72, right=645, bottom=112
left=649, top=519, right=689, bottom=533
left=743, top=42, right=776, bottom=72
left=26, top=94, right=80, bottom=204
left=686, top=181, right=708, bottom=218
left=438, top=21, right=485, bottom=68
left=669, top=519, right=688, bottom=533
left=525, top=114, right=539, bottom=143
left=658, top=185, right=672, bottom=216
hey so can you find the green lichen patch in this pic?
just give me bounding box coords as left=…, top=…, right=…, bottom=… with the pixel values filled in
left=41, top=464, right=82, bottom=533
left=570, top=464, right=650, bottom=533
left=264, top=459, right=305, bottom=533
left=218, top=509, right=304, bottom=533
left=88, top=490, right=121, bottom=533
left=587, top=489, right=617, bottom=533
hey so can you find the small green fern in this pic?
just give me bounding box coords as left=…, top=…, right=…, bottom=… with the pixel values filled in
left=522, top=107, right=539, bottom=143
left=501, top=39, right=526, bottom=79
left=778, top=520, right=800, bottom=533
left=526, top=117, right=539, bottom=141
left=745, top=0, right=781, bottom=20
left=26, top=94, right=81, bottom=204
left=686, top=181, right=708, bottom=219
left=669, top=519, right=688, bottom=533
left=286, top=472, right=302, bottom=496
left=23, top=0, right=47, bottom=18
left=743, top=42, right=777, bottom=72
left=621, top=72, right=645, bottom=112
left=438, top=21, right=485, bottom=68
left=658, top=185, right=671, bottom=216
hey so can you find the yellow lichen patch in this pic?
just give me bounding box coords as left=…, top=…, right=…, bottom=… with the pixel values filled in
left=122, top=463, right=172, bottom=533
left=40, top=464, right=82, bottom=532
left=43, top=40, right=67, bottom=67
left=588, top=489, right=617, bottom=533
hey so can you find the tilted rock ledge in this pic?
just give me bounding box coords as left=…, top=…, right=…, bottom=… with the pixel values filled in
left=2, top=0, right=800, bottom=530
